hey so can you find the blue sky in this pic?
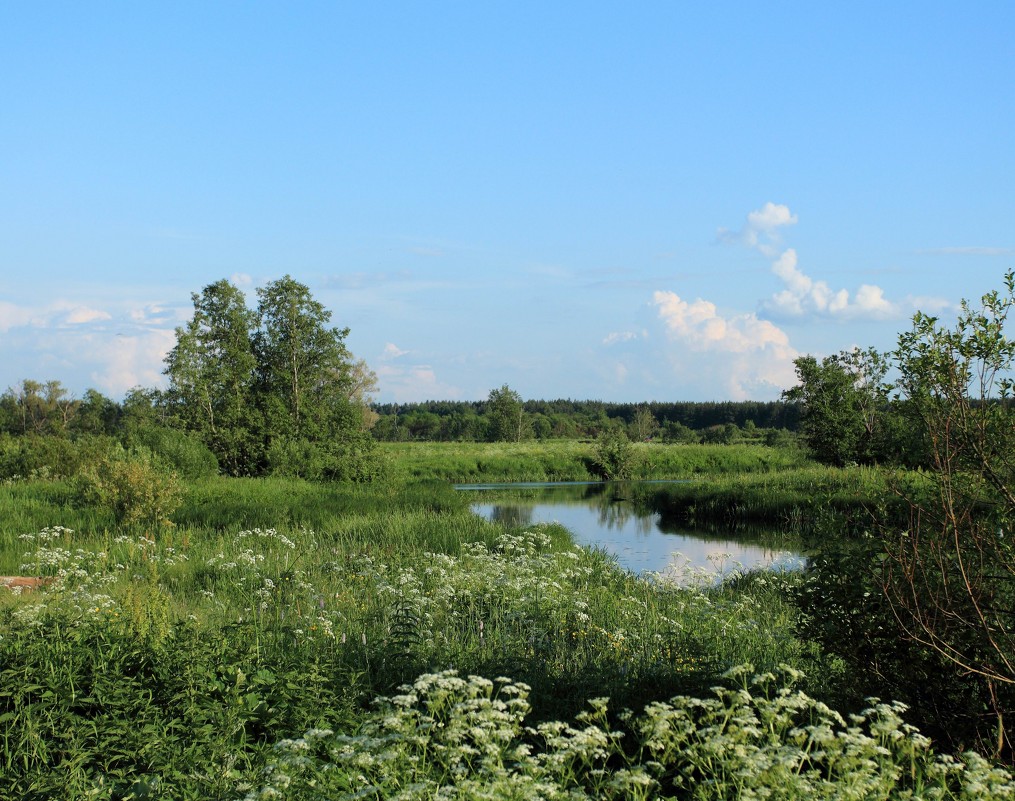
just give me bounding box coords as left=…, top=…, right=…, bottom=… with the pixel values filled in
left=3, top=3, right=1014, bottom=403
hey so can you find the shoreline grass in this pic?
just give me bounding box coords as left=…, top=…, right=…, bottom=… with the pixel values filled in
left=1, top=444, right=1010, bottom=797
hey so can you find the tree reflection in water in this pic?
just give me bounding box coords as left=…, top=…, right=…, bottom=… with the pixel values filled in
left=461, top=481, right=803, bottom=578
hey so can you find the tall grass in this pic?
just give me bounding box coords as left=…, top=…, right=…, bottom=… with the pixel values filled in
left=632, top=464, right=896, bottom=534
left=1, top=449, right=1010, bottom=797
left=379, top=440, right=808, bottom=483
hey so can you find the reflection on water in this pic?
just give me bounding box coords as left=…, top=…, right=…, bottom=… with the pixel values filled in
left=460, top=481, right=804, bottom=580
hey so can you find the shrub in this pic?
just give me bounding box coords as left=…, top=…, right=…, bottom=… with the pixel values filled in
left=126, top=425, right=219, bottom=479
left=75, top=449, right=183, bottom=527
left=590, top=428, right=636, bottom=480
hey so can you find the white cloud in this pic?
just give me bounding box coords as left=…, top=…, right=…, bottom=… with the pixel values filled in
left=90, top=329, right=176, bottom=395
left=603, top=331, right=640, bottom=346
left=0, top=301, right=36, bottom=333
left=63, top=306, right=112, bottom=325
left=0, top=299, right=114, bottom=331
left=715, top=204, right=902, bottom=322
left=652, top=290, right=799, bottom=399
left=762, top=247, right=898, bottom=321
left=382, top=342, right=409, bottom=359
left=717, top=202, right=798, bottom=255
left=231, top=272, right=254, bottom=287
left=375, top=363, right=460, bottom=402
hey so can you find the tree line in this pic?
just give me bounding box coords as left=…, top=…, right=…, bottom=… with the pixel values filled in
left=372, top=392, right=802, bottom=444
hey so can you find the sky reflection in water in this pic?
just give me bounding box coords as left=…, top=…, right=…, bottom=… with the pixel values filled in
left=463, top=482, right=804, bottom=581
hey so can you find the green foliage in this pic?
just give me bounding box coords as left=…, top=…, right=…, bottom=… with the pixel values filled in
left=75, top=449, right=184, bottom=528
left=164, top=279, right=262, bottom=476
left=0, top=432, right=120, bottom=482
left=878, top=271, right=1015, bottom=756
left=486, top=384, right=530, bottom=442
left=246, top=667, right=1014, bottom=801
left=591, top=427, right=636, bottom=480
left=0, top=379, right=80, bottom=436
left=127, top=425, right=220, bottom=479
left=161, top=276, right=379, bottom=480
left=794, top=531, right=993, bottom=752
left=374, top=398, right=803, bottom=443
left=255, top=275, right=353, bottom=440
left=4, top=460, right=1015, bottom=794
left=784, top=347, right=900, bottom=466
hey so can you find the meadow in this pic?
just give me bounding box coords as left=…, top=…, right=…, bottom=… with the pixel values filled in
left=1, top=442, right=1011, bottom=799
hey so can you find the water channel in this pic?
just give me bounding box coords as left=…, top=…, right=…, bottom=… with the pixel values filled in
left=458, top=481, right=805, bottom=582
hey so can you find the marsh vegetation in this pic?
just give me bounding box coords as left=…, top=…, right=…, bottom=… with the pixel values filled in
left=3, top=276, right=1015, bottom=797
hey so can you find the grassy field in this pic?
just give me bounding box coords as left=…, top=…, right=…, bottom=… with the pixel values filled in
left=0, top=443, right=1009, bottom=799
left=377, top=439, right=811, bottom=483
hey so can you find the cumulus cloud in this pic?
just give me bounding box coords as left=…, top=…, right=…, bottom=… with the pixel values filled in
left=762, top=248, right=898, bottom=321
left=90, top=329, right=177, bottom=395
left=717, top=202, right=798, bottom=255
left=720, top=203, right=902, bottom=321
left=652, top=290, right=799, bottom=399
left=382, top=342, right=409, bottom=359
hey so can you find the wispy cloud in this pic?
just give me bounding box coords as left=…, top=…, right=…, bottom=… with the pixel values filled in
left=717, top=202, right=798, bottom=256
left=602, top=331, right=643, bottom=346
left=0, top=301, right=38, bottom=333
left=375, top=363, right=460, bottom=402
left=917, top=246, right=1014, bottom=256
left=1, top=299, right=115, bottom=331
left=382, top=342, right=409, bottom=359
left=62, top=306, right=113, bottom=325
left=324, top=271, right=414, bottom=290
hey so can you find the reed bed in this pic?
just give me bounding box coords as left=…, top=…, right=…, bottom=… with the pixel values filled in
left=379, top=440, right=809, bottom=484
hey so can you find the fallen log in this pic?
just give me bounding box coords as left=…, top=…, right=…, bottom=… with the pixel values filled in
left=0, top=576, right=56, bottom=593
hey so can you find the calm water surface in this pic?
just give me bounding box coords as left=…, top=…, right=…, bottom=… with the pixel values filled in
left=458, top=481, right=804, bottom=581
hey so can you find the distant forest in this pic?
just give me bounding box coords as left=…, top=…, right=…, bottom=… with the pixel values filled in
left=370, top=397, right=801, bottom=444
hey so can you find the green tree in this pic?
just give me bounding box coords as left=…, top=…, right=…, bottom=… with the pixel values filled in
left=255, top=275, right=378, bottom=480
left=69, top=389, right=120, bottom=436
left=783, top=347, right=893, bottom=466
left=0, top=379, right=80, bottom=436
left=628, top=405, right=659, bottom=441
left=255, top=276, right=351, bottom=437
left=163, top=279, right=260, bottom=475
left=878, top=272, right=1015, bottom=756
left=485, top=385, right=529, bottom=442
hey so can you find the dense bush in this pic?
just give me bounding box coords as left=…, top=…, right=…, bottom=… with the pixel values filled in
left=74, top=449, right=184, bottom=527
left=127, top=425, right=220, bottom=479
left=0, top=433, right=120, bottom=482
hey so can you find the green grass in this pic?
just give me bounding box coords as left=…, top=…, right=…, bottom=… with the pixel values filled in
left=1, top=446, right=1010, bottom=798
left=378, top=440, right=809, bottom=483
